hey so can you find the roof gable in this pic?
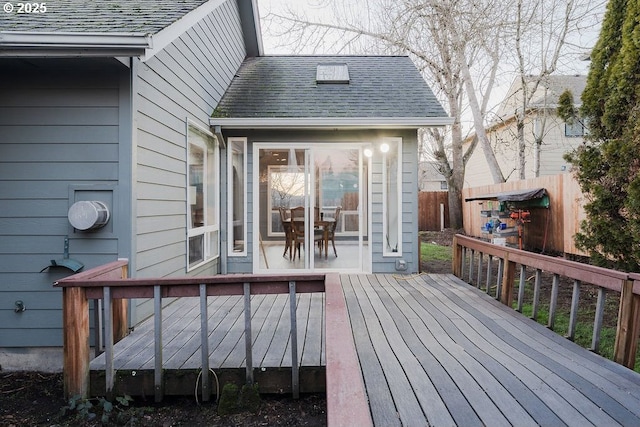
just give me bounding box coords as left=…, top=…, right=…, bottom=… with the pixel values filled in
left=0, top=0, right=262, bottom=59
left=213, top=56, right=449, bottom=126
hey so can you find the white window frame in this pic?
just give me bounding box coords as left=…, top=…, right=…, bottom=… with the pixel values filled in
left=382, top=137, right=402, bottom=257
left=186, top=120, right=220, bottom=271
left=227, top=137, right=247, bottom=256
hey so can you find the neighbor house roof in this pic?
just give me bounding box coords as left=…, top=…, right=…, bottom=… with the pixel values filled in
left=496, top=75, right=587, bottom=119
left=210, top=55, right=452, bottom=129
left=0, top=0, right=262, bottom=59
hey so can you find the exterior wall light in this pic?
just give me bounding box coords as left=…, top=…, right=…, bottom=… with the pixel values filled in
left=380, top=142, right=390, bottom=153
left=364, top=147, right=373, bottom=158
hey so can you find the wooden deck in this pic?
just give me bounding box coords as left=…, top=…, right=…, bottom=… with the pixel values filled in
left=343, top=273, right=640, bottom=426
left=88, top=273, right=640, bottom=426
left=89, top=292, right=326, bottom=396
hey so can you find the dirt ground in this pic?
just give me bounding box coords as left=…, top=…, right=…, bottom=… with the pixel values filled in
left=419, top=228, right=461, bottom=274
left=0, top=371, right=326, bottom=426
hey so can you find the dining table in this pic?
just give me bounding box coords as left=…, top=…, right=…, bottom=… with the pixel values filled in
left=286, top=217, right=335, bottom=259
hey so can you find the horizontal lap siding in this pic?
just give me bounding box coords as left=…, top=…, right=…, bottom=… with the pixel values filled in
left=371, top=133, right=419, bottom=273
left=0, top=61, right=123, bottom=347
left=132, top=0, right=246, bottom=320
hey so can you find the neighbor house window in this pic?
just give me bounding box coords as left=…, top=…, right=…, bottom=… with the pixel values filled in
left=228, top=137, right=247, bottom=256
left=383, top=137, right=402, bottom=256
left=187, top=122, right=219, bottom=270
left=565, top=121, right=585, bottom=137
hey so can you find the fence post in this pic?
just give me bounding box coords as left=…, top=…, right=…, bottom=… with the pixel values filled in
left=62, top=286, right=90, bottom=399
left=614, top=280, right=640, bottom=369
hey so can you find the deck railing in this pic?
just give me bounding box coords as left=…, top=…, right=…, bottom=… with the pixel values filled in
left=54, top=264, right=371, bottom=426
left=452, top=234, right=640, bottom=370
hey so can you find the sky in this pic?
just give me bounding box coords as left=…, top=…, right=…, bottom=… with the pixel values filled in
left=255, top=0, right=605, bottom=121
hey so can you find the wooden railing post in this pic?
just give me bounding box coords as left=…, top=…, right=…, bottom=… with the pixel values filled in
left=63, top=286, right=90, bottom=399
left=614, top=280, right=640, bottom=369
left=500, top=255, right=516, bottom=307
left=452, top=236, right=462, bottom=277
left=112, top=263, right=129, bottom=342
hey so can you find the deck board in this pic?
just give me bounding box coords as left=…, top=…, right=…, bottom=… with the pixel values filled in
left=428, top=274, right=637, bottom=425
left=342, top=273, right=640, bottom=427
left=89, top=273, right=640, bottom=427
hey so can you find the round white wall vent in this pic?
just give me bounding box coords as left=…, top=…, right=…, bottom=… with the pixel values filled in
left=68, top=201, right=110, bottom=231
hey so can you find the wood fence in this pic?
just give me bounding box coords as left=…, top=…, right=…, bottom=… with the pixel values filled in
left=462, top=174, right=587, bottom=256
left=418, top=191, right=449, bottom=231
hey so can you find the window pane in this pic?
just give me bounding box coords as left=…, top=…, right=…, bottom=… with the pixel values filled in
left=206, top=142, right=217, bottom=226
left=189, top=143, right=204, bottom=228
left=230, top=139, right=245, bottom=253
left=187, top=123, right=220, bottom=270
left=189, top=234, right=204, bottom=266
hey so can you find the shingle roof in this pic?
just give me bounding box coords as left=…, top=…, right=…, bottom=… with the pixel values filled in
left=0, top=0, right=209, bottom=33
left=215, top=56, right=448, bottom=119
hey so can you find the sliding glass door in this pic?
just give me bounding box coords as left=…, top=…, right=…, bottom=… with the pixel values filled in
left=254, top=144, right=367, bottom=273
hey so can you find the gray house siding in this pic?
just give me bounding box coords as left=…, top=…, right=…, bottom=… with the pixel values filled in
left=131, top=0, right=247, bottom=320
left=223, top=129, right=420, bottom=274
left=0, top=58, right=130, bottom=348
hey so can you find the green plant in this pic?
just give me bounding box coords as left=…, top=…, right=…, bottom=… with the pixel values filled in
left=61, top=394, right=137, bottom=425
left=217, top=382, right=261, bottom=416
left=513, top=282, right=640, bottom=373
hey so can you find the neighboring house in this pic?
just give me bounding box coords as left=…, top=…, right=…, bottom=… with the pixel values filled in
left=0, top=2, right=451, bottom=370
left=419, top=161, right=448, bottom=191
left=464, top=75, right=587, bottom=187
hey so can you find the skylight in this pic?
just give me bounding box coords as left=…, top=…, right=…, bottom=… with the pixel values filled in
left=316, top=63, right=349, bottom=84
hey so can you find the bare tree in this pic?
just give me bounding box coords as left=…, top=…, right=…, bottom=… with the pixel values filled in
left=263, top=0, right=508, bottom=228
left=509, top=0, right=605, bottom=178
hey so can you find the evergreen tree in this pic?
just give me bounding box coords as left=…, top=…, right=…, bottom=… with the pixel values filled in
left=566, top=0, right=640, bottom=271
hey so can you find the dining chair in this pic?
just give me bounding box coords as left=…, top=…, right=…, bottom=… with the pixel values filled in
left=290, top=206, right=323, bottom=260
left=327, top=206, right=341, bottom=257
left=278, top=206, right=292, bottom=258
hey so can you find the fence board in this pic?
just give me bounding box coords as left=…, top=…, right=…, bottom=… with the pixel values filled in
left=418, top=191, right=449, bottom=231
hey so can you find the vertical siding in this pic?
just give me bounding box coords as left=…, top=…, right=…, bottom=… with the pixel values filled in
left=131, top=0, right=246, bottom=318
left=0, top=59, right=125, bottom=347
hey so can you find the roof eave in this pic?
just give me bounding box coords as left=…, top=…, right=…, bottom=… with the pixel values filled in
left=209, top=117, right=454, bottom=130
left=0, top=31, right=151, bottom=57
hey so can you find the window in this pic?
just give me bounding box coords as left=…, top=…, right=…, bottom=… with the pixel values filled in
left=383, top=138, right=402, bottom=256
left=440, top=181, right=448, bottom=190
left=187, top=122, right=219, bottom=270
left=565, top=121, right=585, bottom=137
left=316, top=63, right=349, bottom=84
left=228, top=138, right=246, bottom=255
